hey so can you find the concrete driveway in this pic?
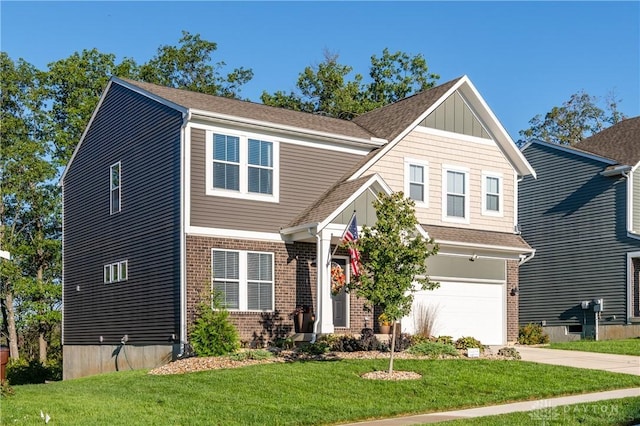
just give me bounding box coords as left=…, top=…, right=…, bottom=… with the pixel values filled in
left=514, top=346, right=640, bottom=376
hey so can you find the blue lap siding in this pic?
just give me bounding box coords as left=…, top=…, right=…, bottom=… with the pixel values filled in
left=519, top=142, right=637, bottom=327
left=63, top=83, right=183, bottom=345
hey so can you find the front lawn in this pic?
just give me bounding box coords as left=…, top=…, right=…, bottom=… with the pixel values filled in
left=443, top=396, right=640, bottom=425
left=549, top=338, right=640, bottom=356
left=4, top=359, right=640, bottom=425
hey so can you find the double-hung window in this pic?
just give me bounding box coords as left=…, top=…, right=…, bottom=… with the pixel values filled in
left=207, top=129, right=279, bottom=202
left=110, top=162, right=121, bottom=214
left=104, top=260, right=127, bottom=284
left=212, top=249, right=274, bottom=311
left=404, top=158, right=428, bottom=207
left=482, top=172, right=503, bottom=216
left=443, top=166, right=469, bottom=223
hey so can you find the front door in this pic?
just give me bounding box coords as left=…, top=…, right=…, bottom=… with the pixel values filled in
left=331, top=257, right=349, bottom=328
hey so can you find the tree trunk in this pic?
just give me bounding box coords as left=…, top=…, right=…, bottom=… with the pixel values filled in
left=388, top=322, right=396, bottom=374
left=4, top=292, right=19, bottom=359
left=39, top=332, right=47, bottom=363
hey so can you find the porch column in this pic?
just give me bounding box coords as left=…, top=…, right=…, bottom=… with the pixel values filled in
left=317, top=229, right=334, bottom=334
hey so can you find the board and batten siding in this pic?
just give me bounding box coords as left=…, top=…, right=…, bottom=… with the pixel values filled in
left=63, top=83, right=183, bottom=345
left=189, top=127, right=364, bottom=232
left=518, top=142, right=639, bottom=327
left=365, top=129, right=516, bottom=233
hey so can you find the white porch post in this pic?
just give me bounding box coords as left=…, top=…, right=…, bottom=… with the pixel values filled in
left=318, top=229, right=334, bottom=334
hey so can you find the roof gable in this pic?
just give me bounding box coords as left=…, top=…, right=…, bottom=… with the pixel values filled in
left=420, top=91, right=491, bottom=139
left=349, top=75, right=536, bottom=179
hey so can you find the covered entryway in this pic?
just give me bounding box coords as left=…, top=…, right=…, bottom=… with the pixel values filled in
left=331, top=257, right=349, bottom=328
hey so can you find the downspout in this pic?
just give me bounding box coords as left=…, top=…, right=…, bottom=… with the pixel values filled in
left=179, top=110, right=192, bottom=358
left=622, top=170, right=632, bottom=324
left=310, top=228, right=322, bottom=343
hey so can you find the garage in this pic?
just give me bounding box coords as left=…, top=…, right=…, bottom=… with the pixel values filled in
left=403, top=280, right=505, bottom=345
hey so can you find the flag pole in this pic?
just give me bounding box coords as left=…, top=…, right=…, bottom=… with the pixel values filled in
left=330, top=211, right=357, bottom=261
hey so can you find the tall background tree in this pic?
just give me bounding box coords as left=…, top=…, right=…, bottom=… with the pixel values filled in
left=261, top=48, right=439, bottom=119
left=519, top=90, right=625, bottom=146
left=349, top=192, right=438, bottom=374
left=1, top=31, right=254, bottom=363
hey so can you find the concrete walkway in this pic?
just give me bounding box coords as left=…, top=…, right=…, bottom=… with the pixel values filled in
left=339, top=347, right=640, bottom=425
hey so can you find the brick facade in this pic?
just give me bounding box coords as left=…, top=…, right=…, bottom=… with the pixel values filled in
left=186, top=236, right=370, bottom=347
left=506, top=259, right=519, bottom=343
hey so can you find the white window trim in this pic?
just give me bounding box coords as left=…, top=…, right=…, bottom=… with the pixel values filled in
left=404, top=158, right=429, bottom=208
left=110, top=161, right=121, bottom=215
left=205, top=128, right=280, bottom=203
left=482, top=171, right=504, bottom=217
left=104, top=260, right=128, bottom=284
left=442, top=165, right=470, bottom=224
left=211, top=248, right=274, bottom=312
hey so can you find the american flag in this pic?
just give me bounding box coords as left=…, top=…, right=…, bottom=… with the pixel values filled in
left=342, top=213, right=361, bottom=277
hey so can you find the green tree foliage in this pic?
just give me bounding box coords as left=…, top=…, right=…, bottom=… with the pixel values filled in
left=261, top=49, right=439, bottom=119
left=349, top=192, right=438, bottom=373
left=139, top=31, right=253, bottom=98
left=1, top=53, right=60, bottom=361
left=519, top=90, right=625, bottom=146
left=189, top=293, right=240, bottom=357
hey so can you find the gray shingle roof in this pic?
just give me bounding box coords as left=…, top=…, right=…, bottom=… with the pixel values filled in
left=286, top=175, right=376, bottom=228
left=352, top=77, right=462, bottom=142
left=424, top=224, right=532, bottom=251
left=573, top=116, right=640, bottom=165
left=117, top=78, right=377, bottom=141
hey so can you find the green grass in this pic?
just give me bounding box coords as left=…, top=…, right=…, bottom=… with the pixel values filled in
left=443, top=397, right=640, bottom=425
left=3, top=359, right=640, bottom=425
left=549, top=338, right=640, bottom=356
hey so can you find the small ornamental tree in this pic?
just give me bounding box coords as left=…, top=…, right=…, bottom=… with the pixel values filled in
left=348, top=192, right=438, bottom=374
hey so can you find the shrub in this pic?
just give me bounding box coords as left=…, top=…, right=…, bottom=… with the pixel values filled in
left=272, top=337, right=294, bottom=350
left=297, top=341, right=329, bottom=356
left=228, top=349, right=273, bottom=361
left=359, top=328, right=386, bottom=352
left=407, top=341, right=459, bottom=358
left=319, top=334, right=361, bottom=352
left=518, top=323, right=550, bottom=345
left=1, top=381, right=14, bottom=398
left=413, top=303, right=440, bottom=338
left=190, top=293, right=240, bottom=357
left=455, top=336, right=484, bottom=352
left=497, top=347, right=521, bottom=360
left=431, top=335, right=454, bottom=345
left=6, top=359, right=58, bottom=385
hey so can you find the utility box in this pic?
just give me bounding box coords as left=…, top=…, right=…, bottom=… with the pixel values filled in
left=593, top=299, right=604, bottom=312
left=581, top=301, right=590, bottom=310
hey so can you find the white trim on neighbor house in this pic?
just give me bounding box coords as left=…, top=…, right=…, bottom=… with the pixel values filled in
left=190, top=108, right=386, bottom=149
left=481, top=171, right=504, bottom=217
left=180, top=120, right=190, bottom=350
left=187, top=225, right=284, bottom=242
left=204, top=126, right=280, bottom=203
left=626, top=251, right=640, bottom=323
left=442, top=164, right=470, bottom=224
left=103, top=260, right=128, bottom=284
left=404, top=158, right=429, bottom=208
left=521, top=139, right=618, bottom=166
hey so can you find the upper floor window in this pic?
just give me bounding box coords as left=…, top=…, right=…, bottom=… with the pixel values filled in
left=482, top=172, right=503, bottom=216
left=110, top=162, right=121, bottom=214
left=207, top=129, right=279, bottom=202
left=212, top=249, right=274, bottom=311
left=104, top=260, right=127, bottom=284
left=404, top=158, right=428, bottom=207
left=443, top=166, right=469, bottom=223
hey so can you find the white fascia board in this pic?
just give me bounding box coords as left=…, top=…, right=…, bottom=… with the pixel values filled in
left=317, top=174, right=392, bottom=232
left=189, top=109, right=385, bottom=149
left=435, top=239, right=535, bottom=255
left=187, top=226, right=283, bottom=242
left=457, top=78, right=536, bottom=179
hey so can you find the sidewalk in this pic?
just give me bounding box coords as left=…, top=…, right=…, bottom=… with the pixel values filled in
left=339, top=387, right=640, bottom=425
left=339, top=347, right=640, bottom=425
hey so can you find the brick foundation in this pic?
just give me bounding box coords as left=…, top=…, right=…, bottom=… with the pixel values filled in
left=506, top=260, right=519, bottom=343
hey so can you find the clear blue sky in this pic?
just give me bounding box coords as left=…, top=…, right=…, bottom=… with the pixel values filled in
left=1, top=1, right=638, bottom=140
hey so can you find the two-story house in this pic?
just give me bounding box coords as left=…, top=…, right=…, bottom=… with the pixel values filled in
left=61, top=75, right=535, bottom=379
left=519, top=117, right=640, bottom=341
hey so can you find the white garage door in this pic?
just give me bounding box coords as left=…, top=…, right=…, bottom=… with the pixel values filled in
left=402, top=281, right=505, bottom=345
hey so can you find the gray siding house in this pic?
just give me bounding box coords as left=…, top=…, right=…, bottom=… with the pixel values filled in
left=519, top=117, right=640, bottom=341
left=62, top=76, right=534, bottom=379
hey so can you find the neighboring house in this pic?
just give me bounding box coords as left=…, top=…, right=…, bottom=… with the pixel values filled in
left=61, top=75, right=535, bottom=379
left=519, top=117, right=640, bottom=342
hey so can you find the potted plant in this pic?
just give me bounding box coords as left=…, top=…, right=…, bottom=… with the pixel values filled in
left=378, top=313, right=392, bottom=334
